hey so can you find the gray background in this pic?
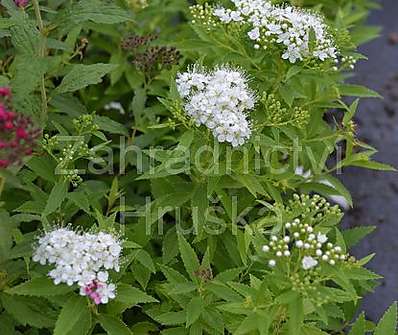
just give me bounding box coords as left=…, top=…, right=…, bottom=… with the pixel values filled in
left=340, top=0, right=398, bottom=321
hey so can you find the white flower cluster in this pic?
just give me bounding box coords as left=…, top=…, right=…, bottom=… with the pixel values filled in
left=33, top=228, right=121, bottom=304
left=262, top=218, right=347, bottom=270
left=213, top=0, right=338, bottom=63
left=176, top=66, right=255, bottom=147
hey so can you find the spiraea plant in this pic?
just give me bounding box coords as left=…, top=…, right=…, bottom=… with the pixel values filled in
left=0, top=0, right=396, bottom=335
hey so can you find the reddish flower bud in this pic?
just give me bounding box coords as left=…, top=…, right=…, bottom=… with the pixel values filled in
left=14, top=0, right=29, bottom=8
left=0, top=106, right=7, bottom=120
left=16, top=128, right=28, bottom=139
left=0, top=87, right=11, bottom=97
left=0, top=160, right=10, bottom=168
left=0, top=142, right=7, bottom=149
left=4, top=121, right=14, bottom=130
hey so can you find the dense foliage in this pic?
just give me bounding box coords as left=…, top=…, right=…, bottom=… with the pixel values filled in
left=0, top=0, right=396, bottom=334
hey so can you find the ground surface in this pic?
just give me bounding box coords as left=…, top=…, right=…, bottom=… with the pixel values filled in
left=340, top=0, right=398, bottom=320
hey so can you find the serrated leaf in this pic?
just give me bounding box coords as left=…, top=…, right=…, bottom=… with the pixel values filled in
left=375, top=302, right=397, bottom=335
left=186, top=296, right=204, bottom=327
left=70, top=0, right=132, bottom=24
left=5, top=277, right=74, bottom=297
left=43, top=182, right=68, bottom=216
left=98, top=314, right=133, bottom=335
left=234, top=313, right=258, bottom=335
left=113, top=284, right=158, bottom=307
left=177, top=234, right=200, bottom=282
left=0, top=293, right=56, bottom=328
left=342, top=226, right=376, bottom=247
left=156, top=311, right=186, bottom=326
left=54, top=63, right=117, bottom=95
left=338, top=84, right=381, bottom=98
left=350, top=160, right=396, bottom=171
left=0, top=211, right=13, bottom=263
left=348, top=313, right=366, bottom=335
left=54, top=295, right=89, bottom=335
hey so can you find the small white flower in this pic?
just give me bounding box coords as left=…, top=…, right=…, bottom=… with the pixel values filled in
left=32, top=228, right=122, bottom=305
left=317, top=233, right=328, bottom=244
left=212, top=0, right=338, bottom=63
left=248, top=27, right=260, bottom=40
left=302, top=256, right=318, bottom=270
left=177, top=66, right=255, bottom=147
left=268, top=259, right=276, bottom=267
left=296, top=240, right=304, bottom=248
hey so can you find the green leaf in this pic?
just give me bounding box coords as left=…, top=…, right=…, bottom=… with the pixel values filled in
left=288, top=295, right=303, bottom=335
left=54, top=63, right=117, bottom=95
left=113, top=284, right=158, bottom=307
left=0, top=211, right=13, bottom=263
left=191, top=183, right=208, bottom=237
left=375, top=302, right=397, bottom=335
left=342, top=226, right=376, bottom=247
left=70, top=0, right=132, bottom=24
left=156, top=311, right=186, bottom=326
left=177, top=234, right=200, bottom=282
left=135, top=249, right=156, bottom=273
left=54, top=295, right=90, bottom=335
left=234, top=313, right=258, bottom=335
left=5, top=277, right=74, bottom=297
left=349, top=160, right=395, bottom=171
left=338, top=84, right=381, bottom=98
left=98, top=314, right=133, bottom=335
left=348, top=313, right=366, bottom=335
left=319, top=175, right=353, bottom=207
left=94, top=115, right=128, bottom=135
left=43, top=182, right=68, bottom=216
left=186, top=297, right=204, bottom=327
left=11, top=55, right=48, bottom=97
left=0, top=293, right=56, bottom=328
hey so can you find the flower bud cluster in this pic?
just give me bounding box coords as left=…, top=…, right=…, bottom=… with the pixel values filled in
left=288, top=193, right=342, bottom=220
left=176, top=66, right=256, bottom=147
left=262, top=217, right=348, bottom=270
left=259, top=93, right=309, bottom=129
left=33, top=228, right=121, bottom=304
left=210, top=0, right=338, bottom=64
left=42, top=134, right=91, bottom=187
left=340, top=55, right=358, bottom=70
left=122, top=34, right=158, bottom=50
left=73, top=114, right=99, bottom=135
left=0, top=87, right=40, bottom=168
left=122, top=34, right=181, bottom=73
left=190, top=4, right=221, bottom=31
left=133, top=46, right=181, bottom=72
left=126, top=0, right=148, bottom=10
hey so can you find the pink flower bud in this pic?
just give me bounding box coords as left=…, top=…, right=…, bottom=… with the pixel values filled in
left=0, top=160, right=10, bottom=168
left=0, top=87, right=11, bottom=97
left=16, top=128, right=28, bottom=139
left=4, top=121, right=14, bottom=130
left=14, top=0, right=29, bottom=8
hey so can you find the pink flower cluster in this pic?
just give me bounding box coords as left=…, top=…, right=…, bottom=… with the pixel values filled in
left=82, top=280, right=116, bottom=305
left=0, top=87, right=40, bottom=168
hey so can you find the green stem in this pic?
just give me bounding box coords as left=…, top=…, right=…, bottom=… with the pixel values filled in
left=32, top=0, right=48, bottom=125
left=0, top=176, right=5, bottom=198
